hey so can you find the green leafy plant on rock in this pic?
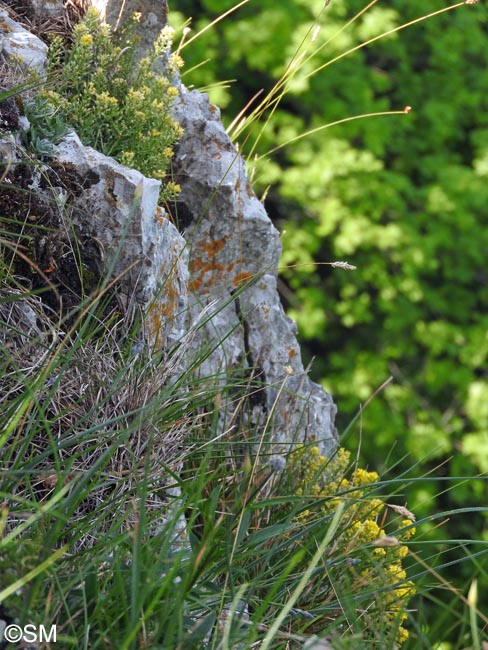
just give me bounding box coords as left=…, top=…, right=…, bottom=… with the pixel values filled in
left=22, top=95, right=72, bottom=159
left=43, top=7, right=183, bottom=200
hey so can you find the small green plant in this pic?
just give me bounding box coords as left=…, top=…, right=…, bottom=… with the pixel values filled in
left=22, top=95, right=73, bottom=159
left=43, top=7, right=183, bottom=200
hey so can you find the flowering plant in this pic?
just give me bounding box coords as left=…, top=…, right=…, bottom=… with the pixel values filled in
left=44, top=7, right=183, bottom=201
left=286, top=444, right=416, bottom=646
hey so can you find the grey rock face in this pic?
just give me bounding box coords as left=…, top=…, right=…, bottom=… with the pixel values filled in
left=91, top=0, right=168, bottom=59
left=52, top=132, right=188, bottom=348
left=0, top=7, right=47, bottom=73
left=172, top=88, right=338, bottom=455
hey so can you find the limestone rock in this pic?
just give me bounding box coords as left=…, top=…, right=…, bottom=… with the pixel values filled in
left=0, top=7, right=47, bottom=73
left=172, top=87, right=338, bottom=454
left=28, top=0, right=65, bottom=20
left=52, top=132, right=188, bottom=348
left=91, top=0, right=168, bottom=60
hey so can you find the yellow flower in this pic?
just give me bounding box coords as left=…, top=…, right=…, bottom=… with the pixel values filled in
left=79, top=34, right=94, bottom=47
left=401, top=521, right=416, bottom=540
left=85, top=6, right=101, bottom=19
left=160, top=25, right=176, bottom=40
left=153, top=77, right=169, bottom=92
left=166, top=182, right=181, bottom=195
left=396, top=583, right=415, bottom=599
left=397, top=626, right=409, bottom=644
left=296, top=508, right=311, bottom=522
left=167, top=86, right=180, bottom=99
left=387, top=564, right=407, bottom=581
left=170, top=53, right=184, bottom=69
left=121, top=151, right=135, bottom=165
left=350, top=518, right=383, bottom=544
left=96, top=92, right=118, bottom=109
left=368, top=498, right=385, bottom=516
left=353, top=468, right=379, bottom=486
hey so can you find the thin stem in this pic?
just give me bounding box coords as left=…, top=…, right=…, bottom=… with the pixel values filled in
left=299, top=0, right=379, bottom=75
left=180, top=0, right=253, bottom=51
left=304, top=2, right=469, bottom=81
left=228, top=1, right=331, bottom=144
left=255, top=108, right=411, bottom=161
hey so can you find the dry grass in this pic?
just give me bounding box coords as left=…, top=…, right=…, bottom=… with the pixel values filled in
left=0, top=274, right=205, bottom=546
left=0, top=0, right=89, bottom=45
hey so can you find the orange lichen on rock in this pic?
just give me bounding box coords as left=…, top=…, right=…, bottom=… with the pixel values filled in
left=146, top=265, right=182, bottom=348
left=203, top=240, right=225, bottom=256
left=161, top=267, right=179, bottom=318
left=147, top=302, right=164, bottom=348
left=232, top=272, right=253, bottom=287
left=189, top=238, right=230, bottom=293
left=154, top=206, right=166, bottom=227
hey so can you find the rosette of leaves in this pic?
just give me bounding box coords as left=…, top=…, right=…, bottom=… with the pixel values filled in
left=22, top=96, right=72, bottom=159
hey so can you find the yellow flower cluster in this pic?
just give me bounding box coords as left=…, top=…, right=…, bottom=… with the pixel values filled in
left=287, top=444, right=416, bottom=645
left=79, top=34, right=93, bottom=47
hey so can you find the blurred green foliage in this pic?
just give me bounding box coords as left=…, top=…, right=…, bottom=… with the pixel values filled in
left=171, top=0, right=488, bottom=640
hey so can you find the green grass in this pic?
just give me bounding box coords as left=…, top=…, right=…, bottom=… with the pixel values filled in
left=1, top=218, right=485, bottom=648
left=1, top=6, right=488, bottom=646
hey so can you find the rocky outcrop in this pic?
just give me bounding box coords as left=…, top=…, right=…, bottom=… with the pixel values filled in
left=0, top=2, right=337, bottom=457
left=52, top=132, right=189, bottom=348
left=91, top=0, right=168, bottom=60
left=0, top=5, right=47, bottom=73
left=172, top=87, right=337, bottom=455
